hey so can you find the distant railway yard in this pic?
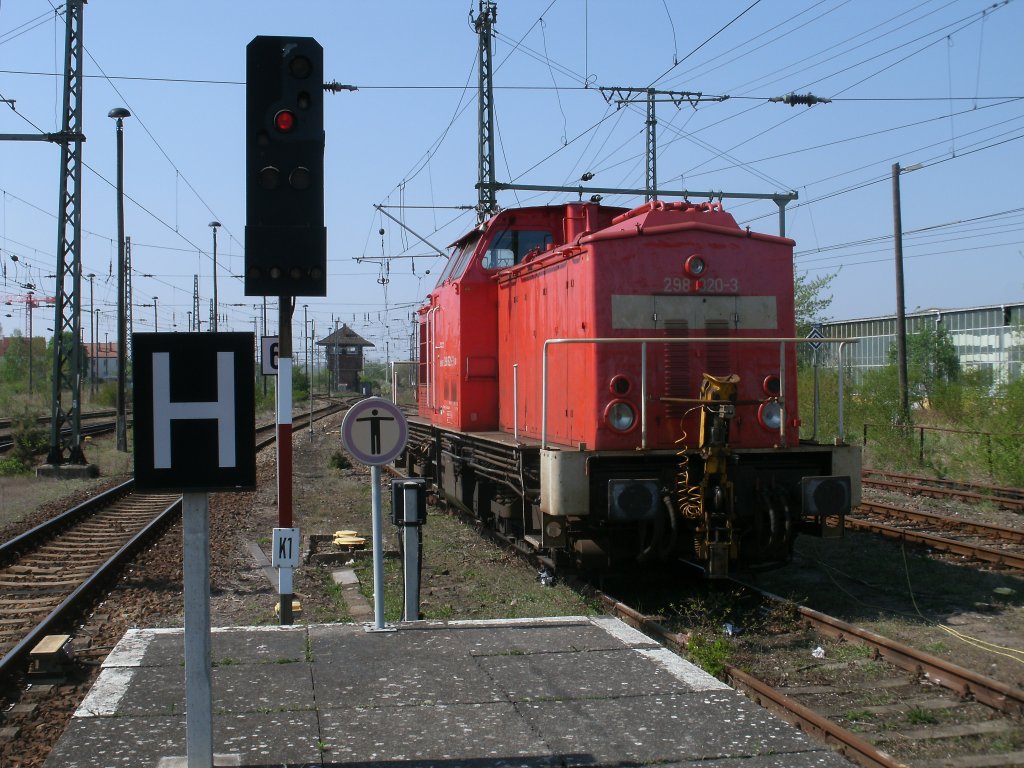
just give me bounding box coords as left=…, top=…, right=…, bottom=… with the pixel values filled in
left=0, top=403, right=1021, bottom=768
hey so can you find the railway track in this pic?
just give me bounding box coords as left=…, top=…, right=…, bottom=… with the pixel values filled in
left=862, top=469, right=1024, bottom=513
left=0, top=418, right=120, bottom=454
left=594, top=582, right=1024, bottom=768
left=0, top=398, right=351, bottom=684
left=0, top=480, right=180, bottom=680
left=849, top=501, right=1024, bottom=572
left=854, top=469, right=1024, bottom=571
left=0, top=410, right=117, bottom=432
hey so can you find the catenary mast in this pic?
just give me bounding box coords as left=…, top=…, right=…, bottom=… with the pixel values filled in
left=47, top=0, right=87, bottom=465
left=474, top=1, right=498, bottom=223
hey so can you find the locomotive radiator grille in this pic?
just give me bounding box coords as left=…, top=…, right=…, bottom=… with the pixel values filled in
left=705, top=320, right=730, bottom=376
left=662, top=319, right=690, bottom=418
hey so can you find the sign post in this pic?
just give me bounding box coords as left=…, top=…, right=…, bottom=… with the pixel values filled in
left=340, top=397, right=408, bottom=630
left=807, top=324, right=824, bottom=442
left=276, top=306, right=295, bottom=625
left=132, top=332, right=256, bottom=768
left=182, top=492, right=212, bottom=767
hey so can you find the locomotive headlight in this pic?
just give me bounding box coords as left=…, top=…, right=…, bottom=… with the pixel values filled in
left=762, top=375, right=781, bottom=397
left=605, top=400, right=636, bottom=432
left=758, top=400, right=782, bottom=431
left=684, top=253, right=707, bottom=277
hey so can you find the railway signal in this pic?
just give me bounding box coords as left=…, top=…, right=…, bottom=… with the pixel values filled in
left=245, top=35, right=327, bottom=297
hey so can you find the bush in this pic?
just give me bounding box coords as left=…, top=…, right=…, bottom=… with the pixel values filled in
left=7, top=408, right=47, bottom=471
left=0, top=456, right=28, bottom=476
left=254, top=379, right=275, bottom=412
left=92, top=381, right=118, bottom=407
left=686, top=633, right=732, bottom=678
left=985, top=376, right=1024, bottom=485
left=329, top=451, right=352, bottom=471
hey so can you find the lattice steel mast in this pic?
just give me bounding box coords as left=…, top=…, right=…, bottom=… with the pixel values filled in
left=47, top=0, right=87, bottom=465
left=474, top=0, right=497, bottom=222
left=599, top=87, right=729, bottom=202
left=193, top=274, right=200, bottom=331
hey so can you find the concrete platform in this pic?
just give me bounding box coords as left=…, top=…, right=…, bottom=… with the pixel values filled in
left=45, top=616, right=854, bottom=767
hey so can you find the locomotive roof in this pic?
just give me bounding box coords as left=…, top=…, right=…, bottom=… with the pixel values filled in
left=450, top=200, right=792, bottom=251
left=587, top=200, right=795, bottom=246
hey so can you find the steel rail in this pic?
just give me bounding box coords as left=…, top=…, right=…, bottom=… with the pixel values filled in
left=0, top=490, right=181, bottom=681
left=255, top=401, right=345, bottom=451
left=0, top=409, right=118, bottom=431
left=589, top=590, right=905, bottom=768
left=795, top=601, right=1024, bottom=717
left=0, top=419, right=120, bottom=454
left=863, top=469, right=1024, bottom=504
left=845, top=516, right=1024, bottom=571
left=857, top=500, right=1024, bottom=544
left=863, top=476, right=1024, bottom=512
left=723, top=666, right=906, bottom=768
left=731, top=580, right=1024, bottom=717
left=0, top=478, right=135, bottom=564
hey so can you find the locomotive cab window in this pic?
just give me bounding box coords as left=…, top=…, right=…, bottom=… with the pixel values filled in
left=482, top=229, right=552, bottom=270
left=437, top=232, right=482, bottom=286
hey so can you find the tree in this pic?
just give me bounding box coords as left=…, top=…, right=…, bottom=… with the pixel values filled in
left=1, top=331, right=49, bottom=393
left=1, top=331, right=29, bottom=386
left=794, top=270, right=836, bottom=368
left=889, top=323, right=960, bottom=402
left=794, top=270, right=836, bottom=338
left=362, top=360, right=389, bottom=395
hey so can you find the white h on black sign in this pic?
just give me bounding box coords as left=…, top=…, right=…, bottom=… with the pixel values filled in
left=133, top=332, right=256, bottom=491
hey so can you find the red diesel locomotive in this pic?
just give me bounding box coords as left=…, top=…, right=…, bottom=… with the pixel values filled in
left=402, top=199, right=860, bottom=575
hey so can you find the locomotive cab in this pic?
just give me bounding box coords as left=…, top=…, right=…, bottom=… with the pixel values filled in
left=417, top=205, right=621, bottom=432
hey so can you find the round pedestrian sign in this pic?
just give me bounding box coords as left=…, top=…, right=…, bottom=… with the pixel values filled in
left=340, top=397, right=408, bottom=466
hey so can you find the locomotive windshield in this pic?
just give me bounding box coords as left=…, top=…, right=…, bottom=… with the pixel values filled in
left=436, top=232, right=481, bottom=286
left=482, top=229, right=552, bottom=270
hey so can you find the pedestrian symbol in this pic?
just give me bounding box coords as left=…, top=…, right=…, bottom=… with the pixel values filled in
left=341, top=397, right=408, bottom=466
left=357, top=408, right=395, bottom=455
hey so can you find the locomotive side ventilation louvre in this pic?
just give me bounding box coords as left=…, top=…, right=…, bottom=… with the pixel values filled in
left=705, top=320, right=730, bottom=376
left=663, top=320, right=690, bottom=418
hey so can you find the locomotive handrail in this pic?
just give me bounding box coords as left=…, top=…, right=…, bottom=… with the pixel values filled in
left=540, top=336, right=858, bottom=450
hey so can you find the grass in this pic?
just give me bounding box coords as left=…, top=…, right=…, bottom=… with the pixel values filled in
left=349, top=512, right=598, bottom=623
left=905, top=706, right=940, bottom=725
left=353, top=557, right=406, bottom=623
left=844, top=709, right=877, bottom=722
left=302, top=567, right=352, bottom=624
left=686, top=633, right=732, bottom=677
left=829, top=642, right=873, bottom=663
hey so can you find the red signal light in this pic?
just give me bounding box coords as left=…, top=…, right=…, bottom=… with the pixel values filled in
left=274, top=109, right=296, bottom=132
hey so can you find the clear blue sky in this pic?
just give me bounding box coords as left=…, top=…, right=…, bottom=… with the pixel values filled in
left=1, top=1, right=1021, bottom=361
